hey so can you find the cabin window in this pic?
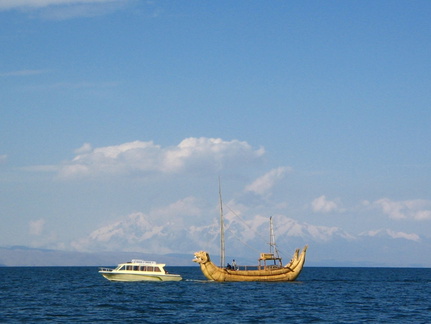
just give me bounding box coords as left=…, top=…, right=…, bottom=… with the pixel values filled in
left=133, top=266, right=139, bottom=271
left=147, top=266, right=154, bottom=272
left=118, top=265, right=125, bottom=271
left=154, top=267, right=161, bottom=272
left=126, top=265, right=132, bottom=271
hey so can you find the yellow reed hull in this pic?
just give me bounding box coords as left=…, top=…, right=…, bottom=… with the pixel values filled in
left=201, top=268, right=301, bottom=282
left=194, top=245, right=308, bottom=282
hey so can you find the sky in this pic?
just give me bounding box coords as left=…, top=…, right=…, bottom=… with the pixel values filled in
left=1, top=0, right=430, bottom=267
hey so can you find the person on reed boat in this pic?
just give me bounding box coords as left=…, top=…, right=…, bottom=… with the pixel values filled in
left=232, top=259, right=237, bottom=270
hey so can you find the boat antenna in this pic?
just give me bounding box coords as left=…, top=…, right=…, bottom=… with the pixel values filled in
left=219, top=177, right=225, bottom=268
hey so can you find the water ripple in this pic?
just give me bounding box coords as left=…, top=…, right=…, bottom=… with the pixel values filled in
left=1, top=267, right=431, bottom=323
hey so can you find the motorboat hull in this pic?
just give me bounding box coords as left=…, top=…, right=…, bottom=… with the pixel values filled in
left=100, top=271, right=182, bottom=282
left=99, top=259, right=182, bottom=282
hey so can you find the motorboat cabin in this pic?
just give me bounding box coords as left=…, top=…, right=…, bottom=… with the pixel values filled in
left=99, top=259, right=182, bottom=282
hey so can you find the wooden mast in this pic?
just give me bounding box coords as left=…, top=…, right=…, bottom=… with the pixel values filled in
left=269, top=216, right=280, bottom=260
left=218, top=177, right=225, bottom=268
left=269, top=216, right=275, bottom=255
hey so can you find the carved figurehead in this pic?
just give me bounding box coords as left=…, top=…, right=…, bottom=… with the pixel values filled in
left=193, top=250, right=227, bottom=281
left=193, top=251, right=211, bottom=265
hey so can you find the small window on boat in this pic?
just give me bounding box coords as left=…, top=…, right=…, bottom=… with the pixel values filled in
left=147, top=266, right=154, bottom=272
left=154, top=267, right=161, bottom=272
left=118, top=265, right=125, bottom=271
left=139, top=266, right=146, bottom=271
left=133, top=266, right=139, bottom=271
left=126, top=265, right=132, bottom=271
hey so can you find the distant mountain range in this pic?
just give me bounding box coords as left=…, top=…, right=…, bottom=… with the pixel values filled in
left=2, top=231, right=430, bottom=268
left=64, top=211, right=431, bottom=268
left=2, top=211, right=430, bottom=267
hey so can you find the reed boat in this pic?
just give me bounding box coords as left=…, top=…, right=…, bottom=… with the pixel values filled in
left=99, top=259, right=182, bottom=282
left=193, top=245, right=307, bottom=282
left=193, top=181, right=308, bottom=282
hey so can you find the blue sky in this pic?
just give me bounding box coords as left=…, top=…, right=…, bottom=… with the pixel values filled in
left=1, top=0, right=430, bottom=266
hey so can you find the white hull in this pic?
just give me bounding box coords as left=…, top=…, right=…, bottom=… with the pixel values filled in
left=100, top=271, right=182, bottom=282
left=99, top=259, right=182, bottom=282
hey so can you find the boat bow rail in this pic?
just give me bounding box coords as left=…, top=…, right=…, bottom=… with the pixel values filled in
left=130, top=259, right=156, bottom=265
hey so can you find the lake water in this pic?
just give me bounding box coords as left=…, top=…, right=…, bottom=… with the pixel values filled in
left=1, top=266, right=430, bottom=323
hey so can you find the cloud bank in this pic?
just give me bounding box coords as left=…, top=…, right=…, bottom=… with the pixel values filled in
left=58, top=138, right=265, bottom=179
left=311, top=195, right=343, bottom=213
left=0, top=69, right=48, bottom=77
left=42, top=162, right=428, bottom=265
left=29, top=218, right=45, bottom=236
left=374, top=198, right=431, bottom=221
left=0, top=0, right=121, bottom=10
left=14, top=137, right=430, bottom=265
left=0, top=0, right=134, bottom=20
left=245, top=167, right=290, bottom=197
left=0, top=154, right=7, bottom=164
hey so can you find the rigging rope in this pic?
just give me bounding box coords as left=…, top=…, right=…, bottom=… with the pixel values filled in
left=224, top=226, right=260, bottom=254
left=225, top=205, right=268, bottom=244
left=224, top=205, right=289, bottom=260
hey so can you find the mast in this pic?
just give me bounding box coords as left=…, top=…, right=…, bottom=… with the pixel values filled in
left=219, top=177, right=225, bottom=268
left=269, top=216, right=279, bottom=258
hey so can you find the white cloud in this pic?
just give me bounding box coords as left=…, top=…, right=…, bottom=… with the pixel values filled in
left=311, top=195, right=342, bottom=213
left=0, top=0, right=135, bottom=20
left=0, top=0, right=120, bottom=10
left=25, top=81, right=119, bottom=91
left=0, top=69, right=47, bottom=77
left=57, top=138, right=265, bottom=179
left=374, top=198, right=431, bottom=221
left=0, top=154, right=7, bottom=164
left=245, top=167, right=290, bottom=197
left=21, top=165, right=59, bottom=173
left=74, top=142, right=92, bottom=154
left=29, top=219, right=45, bottom=235
left=360, top=229, right=420, bottom=242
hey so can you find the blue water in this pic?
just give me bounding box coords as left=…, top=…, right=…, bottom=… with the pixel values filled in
left=1, top=266, right=431, bottom=323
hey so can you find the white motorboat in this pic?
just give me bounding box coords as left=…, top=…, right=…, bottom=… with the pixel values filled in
left=99, top=259, right=182, bottom=282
